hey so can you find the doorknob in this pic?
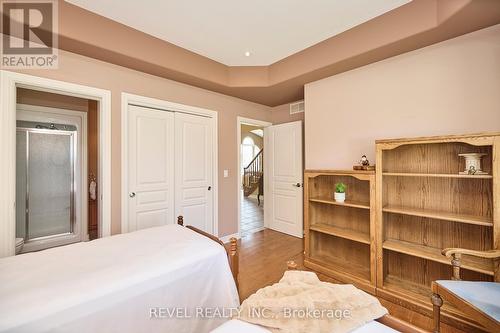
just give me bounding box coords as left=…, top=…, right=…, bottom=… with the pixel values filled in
left=293, top=183, right=301, bottom=188
left=208, top=186, right=212, bottom=191
left=129, top=192, right=136, bottom=198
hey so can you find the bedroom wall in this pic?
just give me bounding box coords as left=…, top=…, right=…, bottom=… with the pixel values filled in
left=305, top=24, right=500, bottom=169
left=10, top=49, right=272, bottom=237
left=271, top=102, right=304, bottom=125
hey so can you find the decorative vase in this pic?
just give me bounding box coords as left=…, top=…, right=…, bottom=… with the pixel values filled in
left=458, top=153, right=487, bottom=175
left=334, top=192, right=346, bottom=202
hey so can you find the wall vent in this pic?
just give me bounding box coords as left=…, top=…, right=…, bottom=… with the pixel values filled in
left=289, top=100, right=305, bottom=115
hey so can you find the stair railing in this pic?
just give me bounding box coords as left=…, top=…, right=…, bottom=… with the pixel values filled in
left=243, top=149, right=263, bottom=190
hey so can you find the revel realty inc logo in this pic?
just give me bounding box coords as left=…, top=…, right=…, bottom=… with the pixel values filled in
left=1, top=0, right=58, bottom=68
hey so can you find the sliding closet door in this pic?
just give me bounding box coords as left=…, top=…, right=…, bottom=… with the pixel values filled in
left=127, top=105, right=175, bottom=232
left=175, top=113, right=214, bottom=234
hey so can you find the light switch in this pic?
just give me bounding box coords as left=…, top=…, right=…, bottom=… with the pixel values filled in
left=223, top=169, right=229, bottom=178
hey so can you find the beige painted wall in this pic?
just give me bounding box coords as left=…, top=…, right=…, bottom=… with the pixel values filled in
left=305, top=24, right=500, bottom=169
left=271, top=102, right=304, bottom=124
left=10, top=49, right=271, bottom=237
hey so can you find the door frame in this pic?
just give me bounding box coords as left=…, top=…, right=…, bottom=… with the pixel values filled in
left=236, top=117, right=272, bottom=238
left=121, top=93, right=219, bottom=235
left=17, top=104, right=89, bottom=249
left=0, top=70, right=112, bottom=258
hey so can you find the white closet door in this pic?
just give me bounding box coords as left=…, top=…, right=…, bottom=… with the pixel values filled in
left=127, top=105, right=174, bottom=232
left=175, top=112, right=214, bottom=234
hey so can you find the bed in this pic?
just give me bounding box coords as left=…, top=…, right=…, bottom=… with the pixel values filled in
left=0, top=218, right=239, bottom=333
left=212, top=319, right=400, bottom=333
left=211, top=317, right=427, bottom=333
left=211, top=261, right=427, bottom=333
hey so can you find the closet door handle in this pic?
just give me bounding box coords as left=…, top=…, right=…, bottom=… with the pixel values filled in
left=129, top=192, right=136, bottom=198
left=208, top=186, right=212, bottom=191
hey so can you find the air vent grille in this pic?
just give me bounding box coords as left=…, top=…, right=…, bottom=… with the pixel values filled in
left=289, top=101, right=305, bottom=114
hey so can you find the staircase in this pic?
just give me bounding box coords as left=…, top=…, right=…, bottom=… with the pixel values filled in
left=243, top=149, right=263, bottom=203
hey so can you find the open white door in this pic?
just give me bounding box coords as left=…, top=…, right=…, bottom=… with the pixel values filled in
left=175, top=112, right=214, bottom=234
left=127, top=105, right=175, bottom=232
left=264, top=121, right=303, bottom=238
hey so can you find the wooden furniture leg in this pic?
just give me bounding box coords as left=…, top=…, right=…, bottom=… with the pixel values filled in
left=431, top=293, right=443, bottom=333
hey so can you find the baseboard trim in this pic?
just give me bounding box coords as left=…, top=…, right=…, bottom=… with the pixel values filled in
left=220, top=233, right=241, bottom=244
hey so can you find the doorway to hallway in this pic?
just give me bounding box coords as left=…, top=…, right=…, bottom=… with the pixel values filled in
left=237, top=118, right=271, bottom=238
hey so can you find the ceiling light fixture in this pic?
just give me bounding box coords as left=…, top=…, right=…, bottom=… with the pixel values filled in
left=244, top=51, right=251, bottom=57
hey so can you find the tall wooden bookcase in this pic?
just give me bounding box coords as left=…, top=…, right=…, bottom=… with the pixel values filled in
left=303, top=133, right=499, bottom=331
left=375, top=133, right=499, bottom=328
left=304, top=170, right=376, bottom=294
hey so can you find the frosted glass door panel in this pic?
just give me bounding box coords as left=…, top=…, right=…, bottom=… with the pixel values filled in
left=16, top=131, right=27, bottom=238
left=28, top=132, right=74, bottom=239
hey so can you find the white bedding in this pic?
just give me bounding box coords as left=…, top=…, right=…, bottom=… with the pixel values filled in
left=211, top=319, right=399, bottom=333
left=0, top=225, right=239, bottom=333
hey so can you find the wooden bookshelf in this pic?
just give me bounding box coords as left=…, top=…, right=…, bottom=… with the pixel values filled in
left=304, top=170, right=376, bottom=294
left=382, top=205, right=493, bottom=227
left=382, top=239, right=495, bottom=276
left=309, top=197, right=370, bottom=210
left=382, top=172, right=493, bottom=179
left=376, top=133, right=499, bottom=329
left=310, top=223, right=370, bottom=244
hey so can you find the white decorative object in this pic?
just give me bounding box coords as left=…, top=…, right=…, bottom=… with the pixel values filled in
left=458, top=153, right=488, bottom=175
left=334, top=192, right=346, bottom=203
left=89, top=179, right=97, bottom=201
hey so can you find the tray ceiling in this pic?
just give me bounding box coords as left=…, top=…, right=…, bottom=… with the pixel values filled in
left=65, top=0, right=411, bottom=66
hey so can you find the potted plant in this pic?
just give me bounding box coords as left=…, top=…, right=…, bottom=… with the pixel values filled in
left=334, top=183, right=346, bottom=202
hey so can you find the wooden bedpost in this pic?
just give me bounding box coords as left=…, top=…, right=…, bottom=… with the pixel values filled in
left=229, top=237, right=239, bottom=289
left=287, top=260, right=298, bottom=270
left=177, top=215, right=239, bottom=292
left=431, top=293, right=443, bottom=333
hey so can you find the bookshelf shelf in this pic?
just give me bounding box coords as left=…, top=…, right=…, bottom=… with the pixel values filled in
left=304, top=170, right=376, bottom=293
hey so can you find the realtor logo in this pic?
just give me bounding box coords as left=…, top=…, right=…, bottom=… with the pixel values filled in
left=1, top=0, right=58, bottom=68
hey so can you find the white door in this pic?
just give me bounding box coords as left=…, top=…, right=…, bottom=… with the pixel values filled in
left=175, top=113, right=214, bottom=234
left=127, top=105, right=174, bottom=232
left=264, top=121, right=303, bottom=238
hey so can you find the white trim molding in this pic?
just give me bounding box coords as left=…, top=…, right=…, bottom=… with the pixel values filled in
left=236, top=116, right=272, bottom=238
left=0, top=70, right=112, bottom=258
left=121, top=93, right=219, bottom=236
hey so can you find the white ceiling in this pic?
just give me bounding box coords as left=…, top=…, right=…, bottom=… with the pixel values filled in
left=66, top=0, right=411, bottom=66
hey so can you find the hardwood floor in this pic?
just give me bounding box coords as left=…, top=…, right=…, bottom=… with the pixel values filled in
left=240, top=191, right=264, bottom=237
left=236, top=229, right=485, bottom=333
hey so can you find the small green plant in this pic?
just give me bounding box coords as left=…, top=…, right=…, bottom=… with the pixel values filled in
left=335, top=182, right=346, bottom=193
